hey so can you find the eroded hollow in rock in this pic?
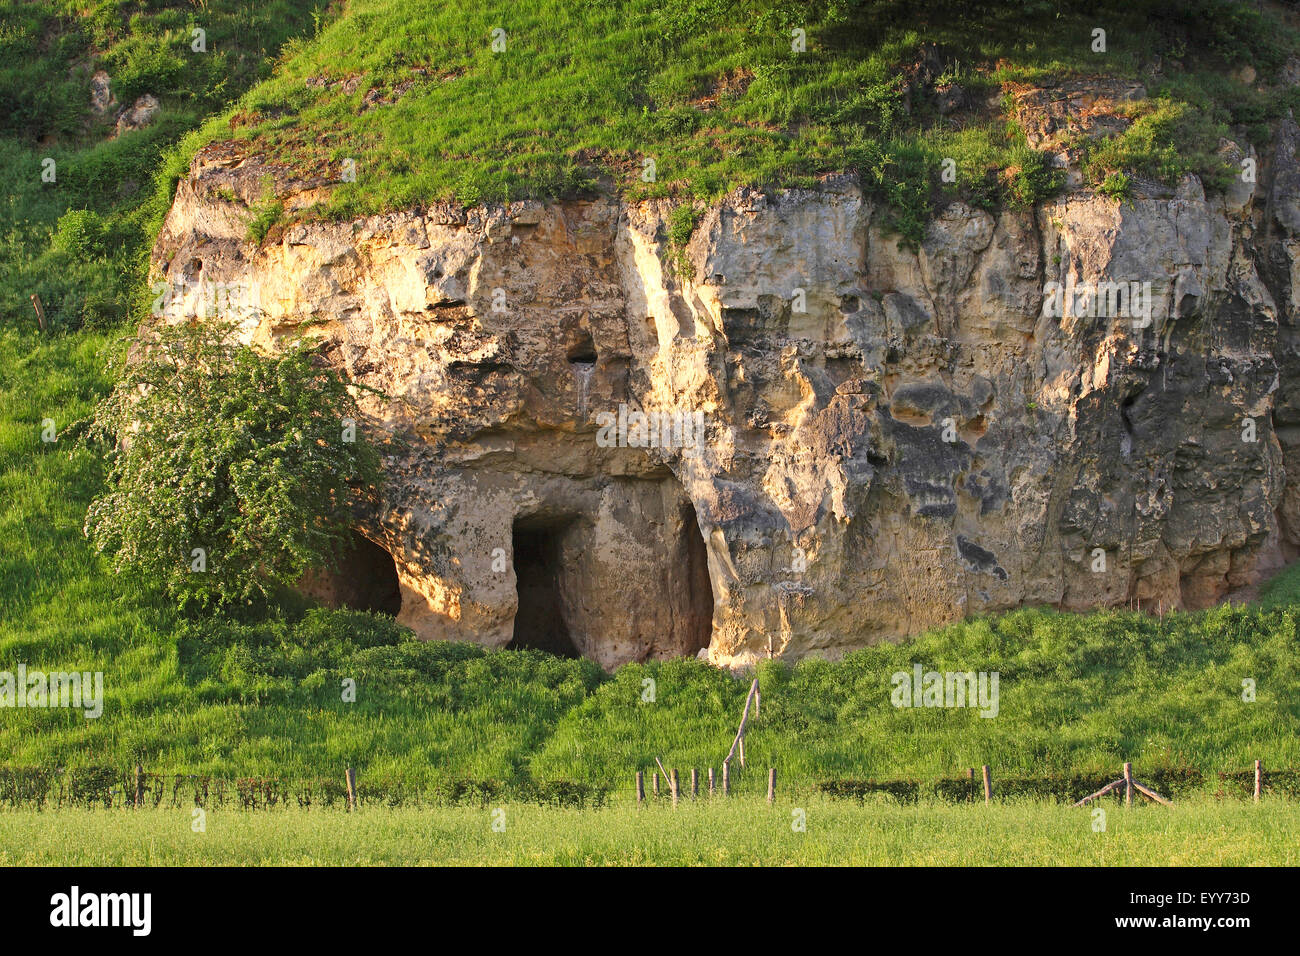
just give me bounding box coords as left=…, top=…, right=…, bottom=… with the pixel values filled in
left=677, top=499, right=714, bottom=656
left=507, top=516, right=581, bottom=658
left=565, top=329, right=597, bottom=364
left=300, top=530, right=402, bottom=616
left=502, top=485, right=715, bottom=665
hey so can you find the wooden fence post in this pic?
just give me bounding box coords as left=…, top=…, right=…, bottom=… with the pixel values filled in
left=708, top=767, right=715, bottom=796
left=722, top=762, right=730, bottom=797
left=1123, top=762, right=1133, bottom=807
left=345, top=766, right=357, bottom=811
left=652, top=772, right=660, bottom=796
left=767, top=767, right=776, bottom=804
left=635, top=771, right=645, bottom=806
left=1254, top=760, right=1262, bottom=803
left=981, top=765, right=992, bottom=804
left=30, top=294, right=46, bottom=333
left=670, top=768, right=680, bottom=807
left=690, top=768, right=699, bottom=798
left=134, top=763, right=143, bottom=808
left=723, top=679, right=759, bottom=773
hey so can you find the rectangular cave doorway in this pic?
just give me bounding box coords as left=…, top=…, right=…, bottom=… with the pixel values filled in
left=506, top=517, right=581, bottom=658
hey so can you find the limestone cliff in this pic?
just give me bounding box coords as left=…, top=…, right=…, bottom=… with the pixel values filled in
left=149, top=116, right=1300, bottom=669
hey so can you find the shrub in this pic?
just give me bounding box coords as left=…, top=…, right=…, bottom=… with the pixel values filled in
left=50, top=209, right=108, bottom=258
left=1097, top=171, right=1131, bottom=201
left=666, top=204, right=702, bottom=278
left=245, top=196, right=284, bottom=244
left=83, top=320, right=382, bottom=610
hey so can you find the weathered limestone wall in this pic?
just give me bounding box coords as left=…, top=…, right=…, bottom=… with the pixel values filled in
left=150, top=115, right=1300, bottom=668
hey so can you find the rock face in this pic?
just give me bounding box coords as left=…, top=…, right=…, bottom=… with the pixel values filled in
left=114, top=94, right=159, bottom=137
left=151, top=121, right=1300, bottom=669
left=89, top=70, right=117, bottom=118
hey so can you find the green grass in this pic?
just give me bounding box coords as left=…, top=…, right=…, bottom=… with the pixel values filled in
left=159, top=0, right=1300, bottom=244
left=6, top=0, right=1297, bottom=337
left=0, top=0, right=334, bottom=334
left=1, top=798, right=1295, bottom=865
left=530, top=605, right=1300, bottom=784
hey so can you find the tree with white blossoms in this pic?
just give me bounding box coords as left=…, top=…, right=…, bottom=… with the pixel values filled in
left=83, top=320, right=381, bottom=610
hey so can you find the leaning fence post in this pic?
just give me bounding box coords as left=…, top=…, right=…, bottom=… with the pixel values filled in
left=1123, top=762, right=1133, bottom=807
left=635, top=771, right=645, bottom=806
left=767, top=767, right=776, bottom=804
left=1254, top=760, right=1262, bottom=803
left=670, top=768, right=680, bottom=807
left=981, top=765, right=992, bottom=804
left=30, top=293, right=46, bottom=333
left=722, top=762, right=730, bottom=797
left=345, top=766, right=357, bottom=811
left=134, top=763, right=144, bottom=808
left=690, top=768, right=699, bottom=799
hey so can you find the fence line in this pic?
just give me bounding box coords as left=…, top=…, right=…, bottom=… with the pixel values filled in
left=3, top=760, right=1296, bottom=811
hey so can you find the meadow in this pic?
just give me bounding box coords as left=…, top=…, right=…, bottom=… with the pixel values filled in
left=0, top=797, right=1294, bottom=866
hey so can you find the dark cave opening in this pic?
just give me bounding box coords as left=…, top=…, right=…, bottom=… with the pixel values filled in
left=301, top=530, right=403, bottom=616
left=507, top=519, right=581, bottom=658
left=679, top=499, right=714, bottom=657
left=565, top=328, right=597, bottom=364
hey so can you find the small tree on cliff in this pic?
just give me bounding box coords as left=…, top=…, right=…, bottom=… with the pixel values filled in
left=84, top=320, right=381, bottom=610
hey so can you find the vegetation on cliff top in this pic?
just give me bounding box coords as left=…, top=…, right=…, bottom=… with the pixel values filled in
left=6, top=0, right=1299, bottom=337
left=174, top=0, right=1300, bottom=241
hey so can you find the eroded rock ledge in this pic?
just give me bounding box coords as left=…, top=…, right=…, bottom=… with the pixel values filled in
left=151, top=125, right=1300, bottom=668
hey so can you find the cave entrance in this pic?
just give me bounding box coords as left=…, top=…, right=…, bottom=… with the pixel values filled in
left=346, top=533, right=403, bottom=615
left=507, top=518, right=580, bottom=658
left=300, top=530, right=402, bottom=616
left=678, top=499, right=714, bottom=657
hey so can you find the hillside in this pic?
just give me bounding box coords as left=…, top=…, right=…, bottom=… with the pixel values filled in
left=2, top=0, right=1300, bottom=790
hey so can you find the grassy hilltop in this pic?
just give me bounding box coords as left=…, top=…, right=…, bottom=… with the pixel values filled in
left=1, top=0, right=1300, bottom=792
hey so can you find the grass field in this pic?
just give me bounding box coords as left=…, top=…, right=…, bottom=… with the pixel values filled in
left=1, top=797, right=1294, bottom=865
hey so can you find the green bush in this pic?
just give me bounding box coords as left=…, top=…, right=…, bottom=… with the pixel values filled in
left=50, top=210, right=108, bottom=258
left=1097, top=170, right=1131, bottom=201
left=83, top=320, right=383, bottom=610
left=245, top=195, right=283, bottom=244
